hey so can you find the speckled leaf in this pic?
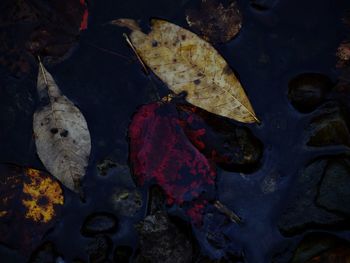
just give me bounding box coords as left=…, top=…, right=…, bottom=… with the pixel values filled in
left=0, top=165, right=63, bottom=254
left=33, top=61, right=91, bottom=193
left=115, top=19, right=259, bottom=123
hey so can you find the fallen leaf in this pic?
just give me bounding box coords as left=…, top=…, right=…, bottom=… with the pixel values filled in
left=115, top=19, right=259, bottom=123
left=128, top=101, right=217, bottom=224
left=176, top=103, right=263, bottom=172
left=336, top=42, right=350, bottom=68
left=79, top=0, right=89, bottom=31
left=186, top=0, right=242, bottom=44
left=0, top=0, right=88, bottom=77
left=33, top=60, right=91, bottom=193
left=0, top=164, right=63, bottom=254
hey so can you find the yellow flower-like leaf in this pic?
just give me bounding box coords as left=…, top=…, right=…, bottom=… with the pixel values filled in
left=0, top=164, right=64, bottom=254
left=22, top=168, right=64, bottom=223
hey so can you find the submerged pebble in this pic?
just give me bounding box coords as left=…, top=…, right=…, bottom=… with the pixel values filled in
left=288, top=73, right=332, bottom=113
left=81, top=212, right=118, bottom=237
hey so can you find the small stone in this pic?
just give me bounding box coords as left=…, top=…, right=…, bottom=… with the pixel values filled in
left=134, top=211, right=193, bottom=263
left=113, top=246, right=133, bottom=263
left=260, top=171, right=281, bottom=194
left=278, top=159, right=344, bottom=236
left=306, top=103, right=350, bottom=147
left=290, top=232, right=350, bottom=263
left=316, top=156, right=350, bottom=216
left=81, top=212, right=118, bottom=237
left=111, top=188, right=142, bottom=217
left=87, top=236, right=112, bottom=263
left=288, top=73, right=332, bottom=113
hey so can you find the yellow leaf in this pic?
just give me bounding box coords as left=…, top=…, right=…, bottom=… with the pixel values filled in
left=115, top=19, right=259, bottom=123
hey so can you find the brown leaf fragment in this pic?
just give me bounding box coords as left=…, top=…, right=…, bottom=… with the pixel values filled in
left=186, top=0, right=242, bottom=44
left=336, top=42, right=350, bottom=68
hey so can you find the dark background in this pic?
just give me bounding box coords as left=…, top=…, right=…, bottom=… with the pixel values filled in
left=1, top=0, right=350, bottom=262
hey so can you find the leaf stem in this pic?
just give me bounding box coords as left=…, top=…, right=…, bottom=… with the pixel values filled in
left=213, top=200, right=242, bottom=224
left=37, top=56, right=48, bottom=87
left=123, top=33, right=149, bottom=74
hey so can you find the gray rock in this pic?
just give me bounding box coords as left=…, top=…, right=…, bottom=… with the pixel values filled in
left=134, top=211, right=193, bottom=263
left=316, top=157, right=350, bottom=216
left=81, top=213, right=118, bottom=237
left=290, top=232, right=350, bottom=263
left=307, top=103, right=350, bottom=147
left=278, top=159, right=344, bottom=235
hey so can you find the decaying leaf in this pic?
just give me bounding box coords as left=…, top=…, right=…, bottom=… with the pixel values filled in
left=115, top=19, right=259, bottom=123
left=186, top=0, right=242, bottom=44
left=0, top=0, right=89, bottom=77
left=128, top=101, right=217, bottom=224
left=0, top=164, right=63, bottom=254
left=336, top=42, right=350, bottom=68
left=33, top=61, right=91, bottom=193
left=176, top=103, right=263, bottom=172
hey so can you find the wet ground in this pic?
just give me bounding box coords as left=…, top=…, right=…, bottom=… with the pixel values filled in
left=1, top=0, right=350, bottom=262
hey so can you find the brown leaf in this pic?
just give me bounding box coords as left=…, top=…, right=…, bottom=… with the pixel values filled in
left=0, top=0, right=88, bottom=77
left=186, top=0, right=242, bottom=44
left=336, top=42, right=350, bottom=68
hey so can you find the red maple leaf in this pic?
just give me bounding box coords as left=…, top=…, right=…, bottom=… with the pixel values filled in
left=128, top=102, right=216, bottom=224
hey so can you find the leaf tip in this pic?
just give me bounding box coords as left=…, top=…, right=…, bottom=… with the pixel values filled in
left=109, top=18, right=141, bottom=31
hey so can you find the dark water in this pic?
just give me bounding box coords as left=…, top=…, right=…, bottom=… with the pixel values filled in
left=1, top=0, right=350, bottom=262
